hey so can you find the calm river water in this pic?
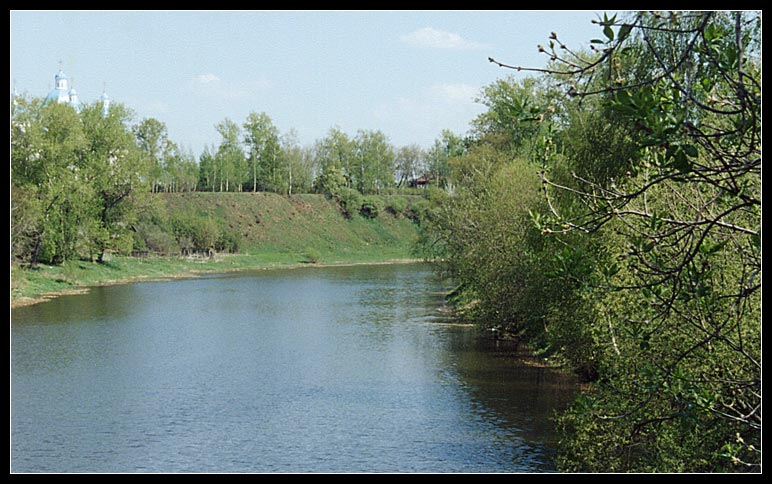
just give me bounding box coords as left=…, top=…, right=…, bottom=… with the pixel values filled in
left=11, top=263, right=578, bottom=473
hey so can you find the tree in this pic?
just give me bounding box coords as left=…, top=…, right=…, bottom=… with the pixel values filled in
left=425, top=129, right=466, bottom=190
left=162, top=143, right=199, bottom=192
left=312, top=126, right=354, bottom=195
left=394, top=144, right=425, bottom=188
left=490, top=10, right=760, bottom=471
left=11, top=97, right=90, bottom=265
left=243, top=111, right=281, bottom=192
left=80, top=101, right=146, bottom=262
left=470, top=75, right=556, bottom=155
left=279, top=129, right=315, bottom=195
left=198, top=144, right=217, bottom=192
left=133, top=117, right=168, bottom=193
left=352, top=129, right=395, bottom=194
left=214, top=118, right=246, bottom=192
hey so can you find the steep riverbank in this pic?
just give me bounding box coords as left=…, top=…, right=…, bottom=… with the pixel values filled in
left=11, top=192, right=426, bottom=308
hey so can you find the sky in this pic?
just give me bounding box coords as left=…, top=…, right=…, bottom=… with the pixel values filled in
left=11, top=10, right=611, bottom=156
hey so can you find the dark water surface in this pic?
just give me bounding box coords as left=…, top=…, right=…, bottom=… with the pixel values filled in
left=11, top=263, right=578, bottom=473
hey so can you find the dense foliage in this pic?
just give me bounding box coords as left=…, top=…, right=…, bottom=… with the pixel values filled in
left=11, top=101, right=444, bottom=265
left=12, top=99, right=146, bottom=265
left=421, top=11, right=760, bottom=472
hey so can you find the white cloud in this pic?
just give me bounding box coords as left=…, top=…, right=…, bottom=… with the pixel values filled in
left=400, top=27, right=487, bottom=50
left=194, top=73, right=221, bottom=84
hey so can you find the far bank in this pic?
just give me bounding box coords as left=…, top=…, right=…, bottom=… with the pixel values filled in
left=11, top=192, right=429, bottom=308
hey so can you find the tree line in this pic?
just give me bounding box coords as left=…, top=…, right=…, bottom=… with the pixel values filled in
left=10, top=94, right=463, bottom=266
left=416, top=11, right=760, bottom=472
left=197, top=117, right=465, bottom=197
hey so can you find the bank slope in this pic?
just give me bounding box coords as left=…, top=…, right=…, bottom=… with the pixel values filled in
left=155, top=192, right=420, bottom=261
left=11, top=192, right=425, bottom=306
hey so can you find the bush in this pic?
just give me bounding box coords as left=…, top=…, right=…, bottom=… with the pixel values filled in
left=215, top=225, right=240, bottom=253
left=168, top=214, right=226, bottom=253
left=334, top=187, right=363, bottom=219
left=359, top=195, right=383, bottom=219
left=302, top=247, right=321, bottom=264
left=134, top=222, right=180, bottom=255
left=385, top=196, right=408, bottom=216
left=406, top=199, right=432, bottom=224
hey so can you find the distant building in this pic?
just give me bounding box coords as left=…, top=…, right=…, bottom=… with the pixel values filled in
left=99, top=88, right=110, bottom=117
left=43, top=65, right=110, bottom=116
left=409, top=175, right=430, bottom=188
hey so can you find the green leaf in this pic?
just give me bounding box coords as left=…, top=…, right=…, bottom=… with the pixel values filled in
left=602, top=262, right=620, bottom=278
left=618, top=24, right=632, bottom=41
left=683, top=144, right=698, bottom=158
left=671, top=150, right=692, bottom=173
left=604, top=25, right=615, bottom=41
left=700, top=239, right=728, bottom=255
left=751, top=232, right=761, bottom=248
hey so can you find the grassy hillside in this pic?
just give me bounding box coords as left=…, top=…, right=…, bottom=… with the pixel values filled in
left=155, top=192, right=420, bottom=260
left=11, top=192, right=425, bottom=306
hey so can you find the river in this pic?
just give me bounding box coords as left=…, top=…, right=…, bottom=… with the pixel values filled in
left=11, top=263, right=578, bottom=473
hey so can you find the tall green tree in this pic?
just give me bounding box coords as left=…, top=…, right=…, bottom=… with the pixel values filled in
left=425, top=129, right=465, bottom=190
left=80, top=101, right=146, bottom=262
left=162, top=143, right=199, bottom=192
left=11, top=97, right=90, bottom=265
left=279, top=129, right=315, bottom=195
left=198, top=144, right=217, bottom=192
left=352, top=129, right=395, bottom=194
left=394, top=144, right=425, bottom=188
left=214, top=118, right=246, bottom=192
left=312, top=126, right=354, bottom=195
left=243, top=111, right=281, bottom=192
left=470, top=76, right=556, bottom=155
left=133, top=117, right=169, bottom=193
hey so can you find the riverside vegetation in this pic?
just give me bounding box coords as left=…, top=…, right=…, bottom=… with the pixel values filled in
left=417, top=12, right=759, bottom=472
left=11, top=11, right=760, bottom=473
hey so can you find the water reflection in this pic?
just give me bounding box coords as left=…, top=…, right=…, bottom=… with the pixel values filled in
left=12, top=263, right=577, bottom=473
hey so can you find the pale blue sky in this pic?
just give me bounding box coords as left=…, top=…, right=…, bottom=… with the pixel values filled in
left=11, top=10, right=610, bottom=156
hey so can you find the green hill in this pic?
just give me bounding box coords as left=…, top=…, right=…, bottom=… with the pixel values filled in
left=151, top=191, right=422, bottom=261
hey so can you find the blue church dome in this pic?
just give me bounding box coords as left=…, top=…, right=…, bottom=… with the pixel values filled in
left=68, top=88, right=81, bottom=113
left=100, top=87, right=110, bottom=116
left=42, top=66, right=109, bottom=116
left=45, top=68, right=72, bottom=105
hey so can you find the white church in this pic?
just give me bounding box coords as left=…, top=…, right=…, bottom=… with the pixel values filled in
left=44, top=66, right=110, bottom=116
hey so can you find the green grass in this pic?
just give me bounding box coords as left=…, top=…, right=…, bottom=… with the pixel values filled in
left=11, top=192, right=425, bottom=305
